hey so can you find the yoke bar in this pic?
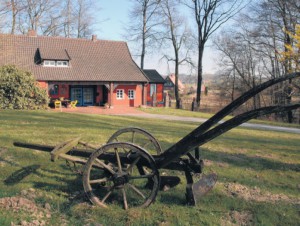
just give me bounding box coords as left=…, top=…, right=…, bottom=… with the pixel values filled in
left=158, top=72, right=300, bottom=168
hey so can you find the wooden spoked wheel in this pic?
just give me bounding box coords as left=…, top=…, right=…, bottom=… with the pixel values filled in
left=83, top=142, right=160, bottom=209
left=107, top=127, right=162, bottom=155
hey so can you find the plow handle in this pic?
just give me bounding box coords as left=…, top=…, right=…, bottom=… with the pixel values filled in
left=158, top=72, right=300, bottom=168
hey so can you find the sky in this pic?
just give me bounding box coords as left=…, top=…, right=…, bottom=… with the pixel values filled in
left=93, top=1, right=216, bottom=76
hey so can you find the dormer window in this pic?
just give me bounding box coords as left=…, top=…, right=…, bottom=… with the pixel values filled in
left=56, top=61, right=69, bottom=67
left=43, top=60, right=69, bottom=67
left=38, top=47, right=71, bottom=67
left=44, top=60, right=55, bottom=67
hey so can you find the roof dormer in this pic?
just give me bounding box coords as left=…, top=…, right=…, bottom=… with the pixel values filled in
left=37, top=48, right=71, bottom=67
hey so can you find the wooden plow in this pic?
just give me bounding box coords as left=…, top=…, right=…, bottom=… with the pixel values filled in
left=14, top=72, right=300, bottom=209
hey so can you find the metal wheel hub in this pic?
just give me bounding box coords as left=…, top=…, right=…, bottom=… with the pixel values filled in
left=113, top=172, right=129, bottom=188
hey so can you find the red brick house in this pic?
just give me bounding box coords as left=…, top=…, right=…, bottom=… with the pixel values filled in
left=0, top=31, right=149, bottom=107
left=143, top=69, right=165, bottom=107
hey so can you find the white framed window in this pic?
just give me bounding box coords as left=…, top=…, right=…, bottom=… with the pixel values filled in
left=56, top=61, right=69, bottom=67
left=44, top=60, right=55, bottom=67
left=43, top=60, right=69, bottom=67
left=150, top=84, right=157, bottom=96
left=116, top=89, right=124, bottom=99
left=128, top=90, right=135, bottom=99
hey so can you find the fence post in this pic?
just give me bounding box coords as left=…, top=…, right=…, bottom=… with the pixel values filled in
left=164, top=93, right=169, bottom=108
left=179, top=98, right=182, bottom=109
left=152, top=92, right=157, bottom=107
left=191, top=97, right=196, bottom=111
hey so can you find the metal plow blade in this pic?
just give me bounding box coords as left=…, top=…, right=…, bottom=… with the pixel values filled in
left=192, top=173, right=217, bottom=200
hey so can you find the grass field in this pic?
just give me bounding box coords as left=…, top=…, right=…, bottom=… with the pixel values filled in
left=0, top=109, right=299, bottom=225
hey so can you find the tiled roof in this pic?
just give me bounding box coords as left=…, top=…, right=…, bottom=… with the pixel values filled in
left=0, top=33, right=148, bottom=82
left=39, top=48, right=70, bottom=60
left=143, top=69, right=165, bottom=83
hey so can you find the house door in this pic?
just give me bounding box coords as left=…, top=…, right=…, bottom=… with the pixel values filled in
left=70, top=87, right=94, bottom=106
left=83, top=88, right=94, bottom=105
left=102, top=85, right=108, bottom=104
left=70, top=87, right=83, bottom=106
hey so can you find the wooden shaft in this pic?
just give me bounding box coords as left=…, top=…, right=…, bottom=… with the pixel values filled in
left=13, top=142, right=93, bottom=158
left=13, top=142, right=54, bottom=152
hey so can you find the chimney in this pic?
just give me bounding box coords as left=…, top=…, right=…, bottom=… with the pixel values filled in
left=27, top=30, right=37, bottom=37
left=92, top=34, right=97, bottom=42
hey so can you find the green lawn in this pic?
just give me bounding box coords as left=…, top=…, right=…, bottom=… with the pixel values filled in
left=0, top=110, right=299, bottom=225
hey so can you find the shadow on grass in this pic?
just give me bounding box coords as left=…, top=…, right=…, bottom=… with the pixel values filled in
left=158, top=191, right=187, bottom=206
left=4, top=164, right=41, bottom=185
left=3, top=158, right=79, bottom=185
left=203, top=149, right=300, bottom=172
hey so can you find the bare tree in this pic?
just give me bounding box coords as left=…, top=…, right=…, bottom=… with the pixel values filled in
left=10, top=0, right=19, bottom=34
left=125, top=0, right=162, bottom=69
left=62, top=0, right=73, bottom=37
left=20, top=0, right=58, bottom=33
left=61, top=0, right=78, bottom=38
left=214, top=29, right=264, bottom=110
left=160, top=0, right=195, bottom=108
left=0, top=0, right=26, bottom=34
left=256, top=0, right=300, bottom=122
left=183, top=0, right=247, bottom=109
left=0, top=0, right=97, bottom=38
left=214, top=0, right=300, bottom=122
left=73, top=0, right=92, bottom=38
left=269, top=0, right=299, bottom=73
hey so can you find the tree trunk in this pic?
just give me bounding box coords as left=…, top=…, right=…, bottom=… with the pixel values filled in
left=175, top=57, right=180, bottom=109
left=231, top=70, right=236, bottom=101
left=66, top=0, right=71, bottom=37
left=141, top=32, right=145, bottom=69
left=11, top=0, right=16, bottom=34
left=287, top=79, right=293, bottom=123
left=281, top=1, right=294, bottom=123
left=141, top=47, right=145, bottom=69
left=140, top=4, right=147, bottom=69
left=196, top=44, right=204, bottom=109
